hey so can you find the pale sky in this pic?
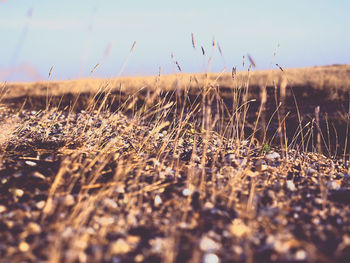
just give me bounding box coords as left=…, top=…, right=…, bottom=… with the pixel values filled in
left=0, top=0, right=349, bottom=82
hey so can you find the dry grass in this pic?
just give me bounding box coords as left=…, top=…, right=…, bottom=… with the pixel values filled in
left=0, top=62, right=350, bottom=263
left=3, top=64, right=350, bottom=99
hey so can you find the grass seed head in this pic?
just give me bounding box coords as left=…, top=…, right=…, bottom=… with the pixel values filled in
left=248, top=54, right=256, bottom=68
left=201, top=46, right=206, bottom=56
left=191, top=33, right=196, bottom=49
left=130, top=41, right=136, bottom=53
left=217, top=42, right=223, bottom=56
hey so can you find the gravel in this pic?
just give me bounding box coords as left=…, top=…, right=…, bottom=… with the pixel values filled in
left=0, top=107, right=349, bottom=262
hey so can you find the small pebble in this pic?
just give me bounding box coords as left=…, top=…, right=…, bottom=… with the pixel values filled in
left=104, top=198, right=118, bottom=209
left=265, top=152, right=280, bottom=161
left=127, top=235, right=140, bottom=246
left=64, top=194, right=75, bottom=206
left=203, top=253, right=220, bottom=263
left=204, top=202, right=214, bottom=210
left=27, top=222, right=41, bottom=234
left=182, top=188, right=192, bottom=196
left=19, top=241, right=30, bottom=252
left=0, top=205, right=6, bottom=213
left=295, top=249, right=307, bottom=261
left=233, top=246, right=243, bottom=255
left=13, top=172, right=24, bottom=178
left=135, top=254, right=144, bottom=262
left=199, top=236, right=220, bottom=252
left=32, top=171, right=46, bottom=180
left=312, top=217, right=320, bottom=225
left=229, top=219, right=251, bottom=238
left=154, top=195, right=162, bottom=207
left=326, top=181, right=340, bottom=190
left=305, top=168, right=317, bottom=175
left=109, top=239, right=131, bottom=254
left=36, top=200, right=46, bottom=209
left=256, top=160, right=267, bottom=172
left=97, top=216, right=114, bottom=226
left=150, top=238, right=164, bottom=253
left=25, top=160, right=37, bottom=167
left=115, top=186, right=125, bottom=194
left=336, top=217, right=343, bottom=225
left=286, top=180, right=297, bottom=191
left=14, top=189, right=24, bottom=197
left=1, top=177, right=8, bottom=184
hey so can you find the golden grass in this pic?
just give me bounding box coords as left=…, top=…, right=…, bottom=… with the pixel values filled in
left=3, top=64, right=350, bottom=99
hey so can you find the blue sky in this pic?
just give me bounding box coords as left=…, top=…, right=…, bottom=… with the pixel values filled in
left=0, top=0, right=349, bottom=82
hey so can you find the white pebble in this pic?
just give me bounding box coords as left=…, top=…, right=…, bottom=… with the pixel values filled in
left=229, top=219, right=251, bottom=238
left=295, top=249, right=307, bottom=261
left=14, top=189, right=24, bottom=197
left=286, top=180, right=297, bottom=191
left=182, top=188, right=192, bottom=196
left=0, top=205, right=6, bottom=213
left=154, top=195, right=162, bottom=207
left=64, top=194, right=75, bottom=206
left=25, top=160, right=37, bottom=167
left=150, top=237, right=164, bottom=253
left=199, top=236, right=220, bottom=252
left=204, top=202, right=214, bottom=210
left=36, top=200, right=46, bottom=209
left=265, top=152, right=280, bottom=161
left=115, top=185, right=125, bottom=194
left=326, top=181, right=340, bottom=190
left=104, top=198, right=118, bottom=209
left=203, top=253, right=220, bottom=263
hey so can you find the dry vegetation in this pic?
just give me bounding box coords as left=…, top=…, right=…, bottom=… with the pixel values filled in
left=0, top=63, right=350, bottom=263
left=3, top=64, right=350, bottom=99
